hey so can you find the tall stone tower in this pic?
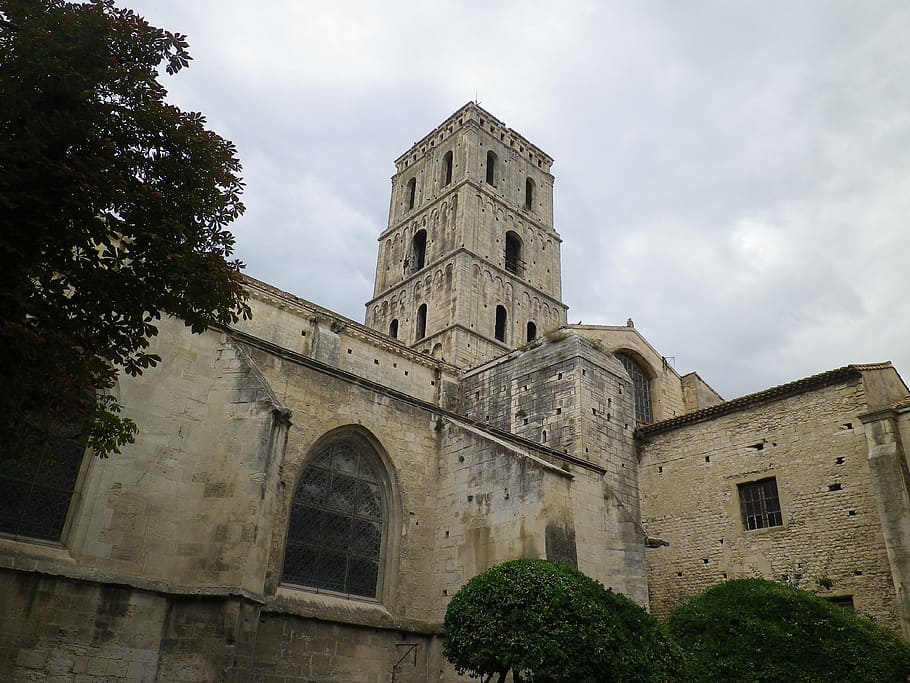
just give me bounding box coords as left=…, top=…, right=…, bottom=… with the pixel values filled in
left=365, top=103, right=568, bottom=369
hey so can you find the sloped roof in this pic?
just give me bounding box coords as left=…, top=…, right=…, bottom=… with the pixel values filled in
left=638, top=362, right=893, bottom=438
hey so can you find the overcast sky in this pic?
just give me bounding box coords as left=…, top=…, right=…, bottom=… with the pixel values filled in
left=128, top=0, right=910, bottom=400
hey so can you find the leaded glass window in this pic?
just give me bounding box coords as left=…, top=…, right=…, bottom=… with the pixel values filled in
left=0, top=427, right=85, bottom=542
left=616, top=353, right=653, bottom=425
left=282, top=440, right=385, bottom=598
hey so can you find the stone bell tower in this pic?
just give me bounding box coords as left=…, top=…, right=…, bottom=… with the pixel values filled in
left=365, top=102, right=568, bottom=369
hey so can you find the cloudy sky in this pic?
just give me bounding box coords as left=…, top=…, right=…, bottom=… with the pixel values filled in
left=128, top=0, right=910, bottom=400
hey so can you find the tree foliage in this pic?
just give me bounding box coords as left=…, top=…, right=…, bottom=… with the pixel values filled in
left=0, top=0, right=250, bottom=459
left=667, top=578, right=910, bottom=683
left=443, top=559, right=682, bottom=682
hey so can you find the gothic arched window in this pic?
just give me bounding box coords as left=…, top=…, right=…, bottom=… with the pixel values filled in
left=616, top=353, right=653, bottom=425
left=388, top=319, right=398, bottom=339
left=527, top=321, right=537, bottom=343
left=282, top=438, right=387, bottom=598
left=524, top=177, right=535, bottom=210
left=486, top=151, right=497, bottom=186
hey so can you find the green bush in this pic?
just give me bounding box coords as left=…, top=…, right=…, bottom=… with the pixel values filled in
left=443, top=559, right=682, bottom=682
left=667, top=578, right=910, bottom=682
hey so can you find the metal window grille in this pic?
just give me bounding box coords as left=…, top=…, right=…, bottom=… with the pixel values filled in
left=282, top=441, right=384, bottom=598
left=738, top=478, right=783, bottom=530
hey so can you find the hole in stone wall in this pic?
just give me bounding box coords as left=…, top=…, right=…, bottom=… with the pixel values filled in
left=542, top=431, right=547, bottom=442
left=558, top=372, right=563, bottom=380
left=556, top=408, right=561, bottom=415
left=836, top=457, right=845, bottom=464
left=842, top=423, right=854, bottom=430
left=658, top=466, right=663, bottom=474
left=748, top=442, right=765, bottom=451
left=705, top=456, right=710, bottom=463
left=829, top=483, right=843, bottom=491
left=374, top=359, right=379, bottom=364
left=848, top=510, right=857, bottom=516
left=347, top=349, right=352, bottom=354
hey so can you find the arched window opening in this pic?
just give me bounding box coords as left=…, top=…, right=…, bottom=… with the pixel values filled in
left=0, top=421, right=86, bottom=541
left=282, top=438, right=386, bottom=598
left=442, top=151, right=453, bottom=186
left=505, top=231, right=522, bottom=275
left=411, top=229, right=427, bottom=272
left=406, top=177, right=416, bottom=210
left=524, top=177, right=535, bottom=210
left=616, top=353, right=653, bottom=425
left=527, top=321, right=537, bottom=343
left=416, top=303, right=427, bottom=340
left=389, top=319, right=398, bottom=339
left=486, top=151, right=497, bottom=186
left=495, top=305, right=507, bottom=343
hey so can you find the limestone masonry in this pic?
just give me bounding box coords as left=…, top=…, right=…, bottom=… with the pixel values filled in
left=2, top=102, right=910, bottom=682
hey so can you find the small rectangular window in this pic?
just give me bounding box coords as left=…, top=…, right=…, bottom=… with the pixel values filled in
left=738, top=477, right=783, bottom=530
left=824, top=595, right=855, bottom=610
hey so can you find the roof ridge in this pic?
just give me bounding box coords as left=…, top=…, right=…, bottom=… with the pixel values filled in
left=639, top=362, right=892, bottom=437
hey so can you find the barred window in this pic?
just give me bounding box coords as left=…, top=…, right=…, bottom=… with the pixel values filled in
left=616, top=353, right=653, bottom=425
left=282, top=440, right=385, bottom=598
left=738, top=477, right=783, bottom=531
left=0, top=426, right=85, bottom=542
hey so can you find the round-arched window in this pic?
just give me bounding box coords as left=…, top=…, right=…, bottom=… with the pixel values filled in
left=616, top=353, right=653, bottom=425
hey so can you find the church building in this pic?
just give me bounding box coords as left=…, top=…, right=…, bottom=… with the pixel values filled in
left=2, top=103, right=910, bottom=682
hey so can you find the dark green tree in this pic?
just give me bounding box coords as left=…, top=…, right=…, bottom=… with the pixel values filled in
left=443, top=558, right=682, bottom=682
left=0, top=0, right=250, bottom=459
left=667, top=578, right=910, bottom=682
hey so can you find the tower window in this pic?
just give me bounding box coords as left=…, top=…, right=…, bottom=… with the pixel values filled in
left=524, top=177, right=535, bottom=210
left=505, top=231, right=522, bottom=275
left=486, top=151, right=497, bottom=186
left=389, top=319, right=398, bottom=339
left=406, top=177, right=416, bottom=210
left=411, top=229, right=427, bottom=272
left=442, top=151, right=453, bottom=186
left=527, top=321, right=537, bottom=343
left=495, top=305, right=507, bottom=343
left=616, top=353, right=653, bottom=424
left=416, top=304, right=427, bottom=340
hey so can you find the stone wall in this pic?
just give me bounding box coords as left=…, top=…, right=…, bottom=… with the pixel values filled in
left=569, top=325, right=686, bottom=422
left=639, top=369, right=903, bottom=629
left=460, top=331, right=647, bottom=603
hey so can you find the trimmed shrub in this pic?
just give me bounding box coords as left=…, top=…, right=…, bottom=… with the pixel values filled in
left=667, top=578, right=910, bottom=682
left=443, top=559, right=681, bottom=682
